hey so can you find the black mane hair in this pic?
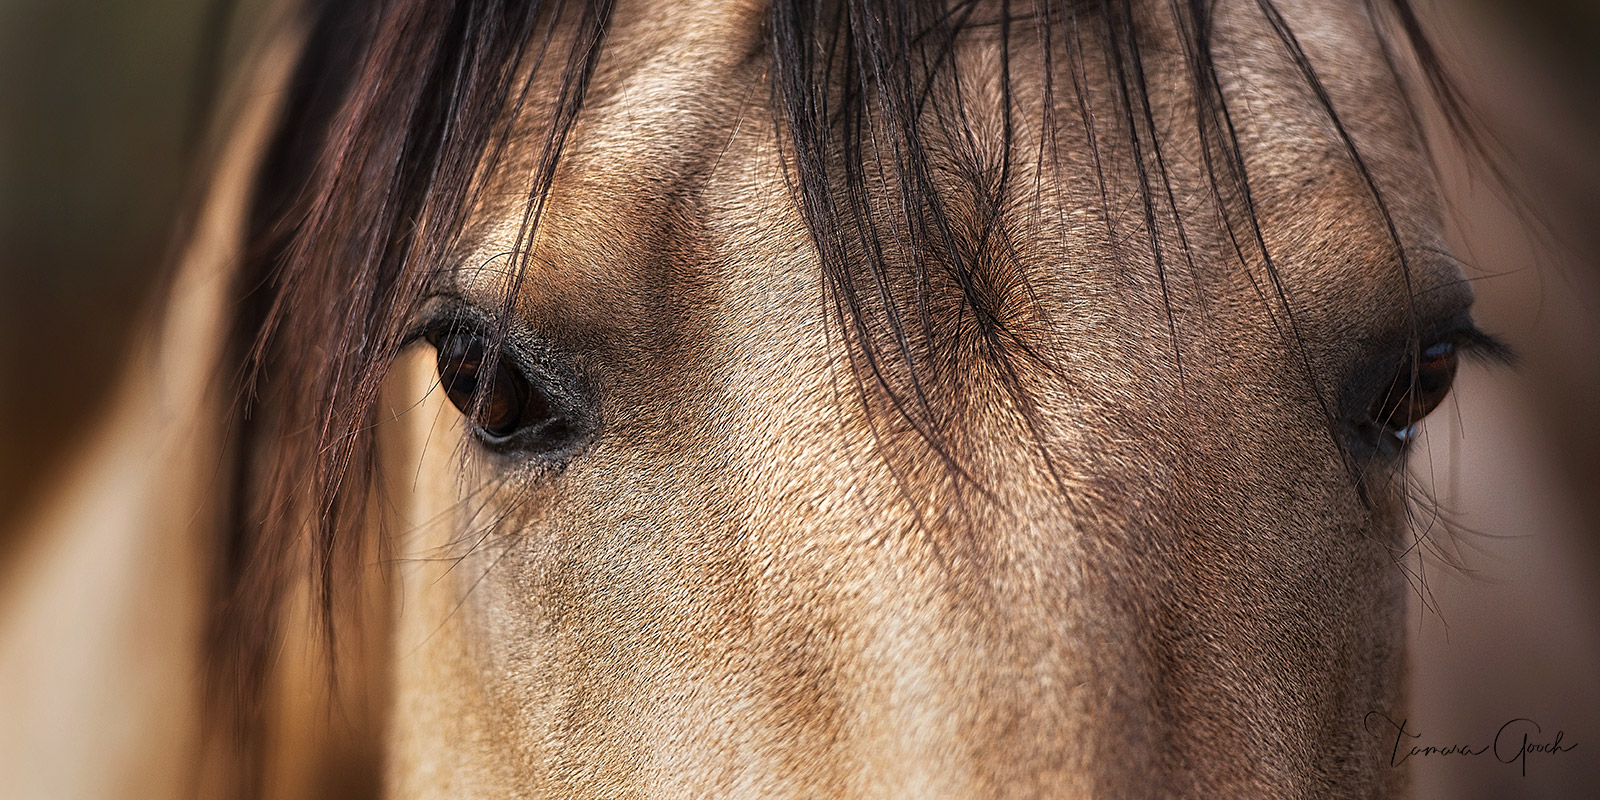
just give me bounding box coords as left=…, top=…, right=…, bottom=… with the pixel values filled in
left=207, top=0, right=1488, bottom=794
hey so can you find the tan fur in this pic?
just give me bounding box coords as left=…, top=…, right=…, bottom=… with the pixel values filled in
left=378, top=0, right=1462, bottom=796
left=3, top=0, right=1485, bottom=796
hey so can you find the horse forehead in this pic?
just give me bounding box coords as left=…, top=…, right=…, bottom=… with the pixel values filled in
left=461, top=0, right=771, bottom=253
left=463, top=0, right=1452, bottom=327
left=549, top=0, right=1433, bottom=211
left=586, top=0, right=768, bottom=108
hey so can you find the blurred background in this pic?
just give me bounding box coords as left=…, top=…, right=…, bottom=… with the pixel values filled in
left=0, top=0, right=1595, bottom=796
left=0, top=0, right=272, bottom=524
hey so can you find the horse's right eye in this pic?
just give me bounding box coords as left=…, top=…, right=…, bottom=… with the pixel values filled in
left=432, top=332, right=550, bottom=441
left=1369, top=341, right=1458, bottom=443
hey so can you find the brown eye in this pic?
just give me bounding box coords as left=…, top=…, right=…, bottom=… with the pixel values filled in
left=434, top=332, right=548, bottom=440
left=1371, top=342, right=1458, bottom=441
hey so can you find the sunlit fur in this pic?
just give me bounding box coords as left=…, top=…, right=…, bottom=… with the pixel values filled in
left=4, top=0, right=1494, bottom=796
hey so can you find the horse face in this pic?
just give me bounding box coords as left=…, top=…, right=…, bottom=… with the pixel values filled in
left=379, top=0, right=1472, bottom=794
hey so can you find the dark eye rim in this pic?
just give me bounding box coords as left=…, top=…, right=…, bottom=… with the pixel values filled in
left=429, top=328, right=537, bottom=442
left=1345, top=315, right=1512, bottom=456
left=407, top=307, right=598, bottom=460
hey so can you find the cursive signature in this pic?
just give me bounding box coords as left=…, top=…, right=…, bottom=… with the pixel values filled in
left=1364, top=713, right=1579, bottom=777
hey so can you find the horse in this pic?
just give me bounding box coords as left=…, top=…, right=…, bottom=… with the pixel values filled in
left=0, top=0, right=1532, bottom=796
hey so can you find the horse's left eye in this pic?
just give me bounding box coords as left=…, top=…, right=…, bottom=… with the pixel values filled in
left=431, top=331, right=549, bottom=441
left=1370, top=341, right=1458, bottom=442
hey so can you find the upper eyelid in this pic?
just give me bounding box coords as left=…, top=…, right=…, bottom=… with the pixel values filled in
left=404, top=294, right=500, bottom=349
left=1434, top=317, right=1515, bottom=367
left=402, top=294, right=460, bottom=345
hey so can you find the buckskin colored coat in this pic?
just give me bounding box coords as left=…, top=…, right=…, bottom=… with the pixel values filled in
left=0, top=0, right=1506, bottom=797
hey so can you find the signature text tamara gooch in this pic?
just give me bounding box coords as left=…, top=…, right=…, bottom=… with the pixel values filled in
left=1365, top=713, right=1578, bottom=776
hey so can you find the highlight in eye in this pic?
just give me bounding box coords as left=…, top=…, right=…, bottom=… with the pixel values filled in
left=431, top=330, right=550, bottom=441
left=1368, top=326, right=1511, bottom=444
left=1372, top=342, right=1458, bottom=441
